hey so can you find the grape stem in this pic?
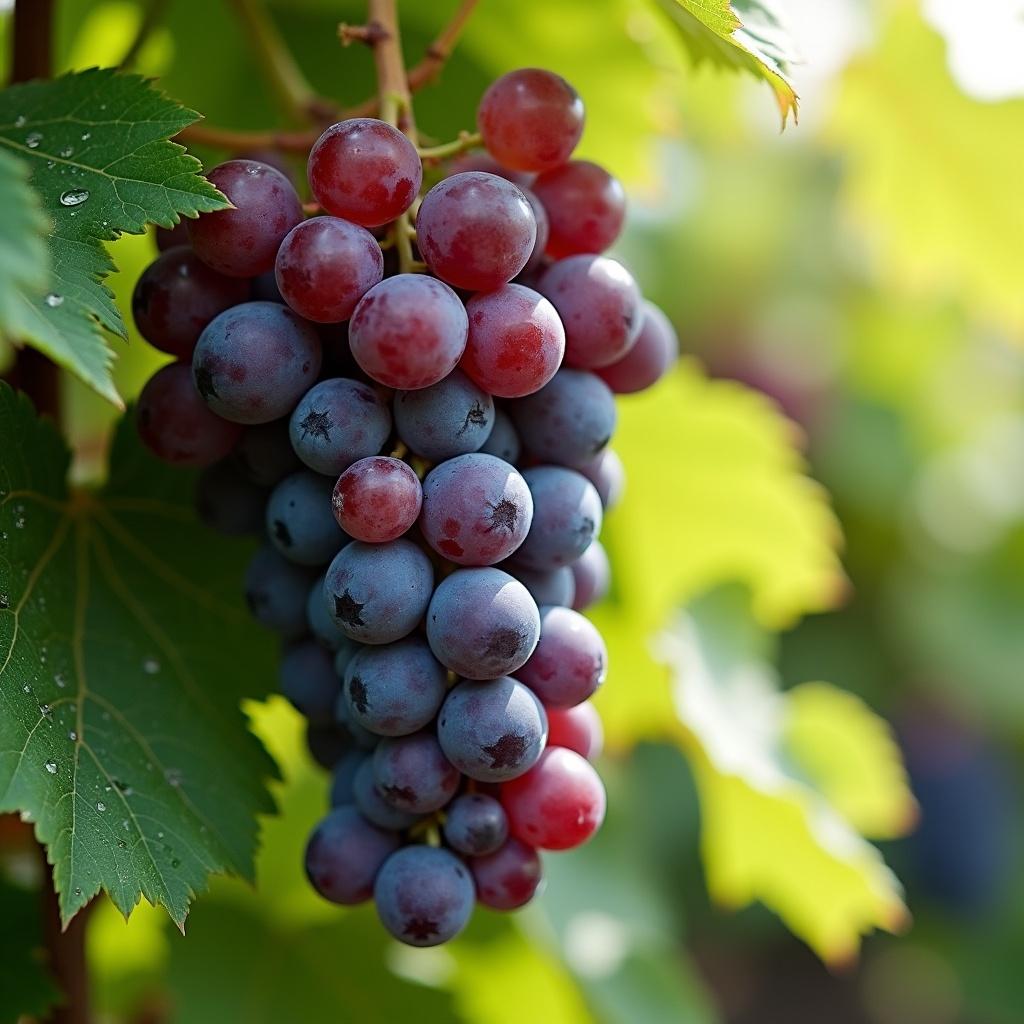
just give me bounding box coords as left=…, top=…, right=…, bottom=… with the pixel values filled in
left=417, top=130, right=482, bottom=161
left=405, top=0, right=480, bottom=93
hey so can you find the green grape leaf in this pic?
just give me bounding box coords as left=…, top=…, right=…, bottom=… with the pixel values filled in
left=658, top=586, right=911, bottom=964
left=0, top=874, right=61, bottom=1024
left=0, top=68, right=228, bottom=406
left=653, top=0, right=799, bottom=125
left=0, top=384, right=277, bottom=927
left=0, top=149, right=51, bottom=338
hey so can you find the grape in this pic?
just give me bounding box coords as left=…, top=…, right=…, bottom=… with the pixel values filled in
left=333, top=636, right=362, bottom=677
left=416, top=172, right=536, bottom=291
left=511, top=369, right=616, bottom=465
left=195, top=460, right=267, bottom=536
left=374, top=845, right=475, bottom=947
left=393, top=369, right=495, bottom=461
left=477, top=68, right=584, bottom=172
left=353, top=757, right=422, bottom=830
left=305, top=806, right=400, bottom=905
left=188, top=160, right=303, bottom=277
left=442, top=793, right=509, bottom=856
left=137, top=363, right=241, bottom=467
left=244, top=546, right=316, bottom=638
left=546, top=702, right=603, bottom=760
left=289, top=378, right=392, bottom=475
left=332, top=457, right=422, bottom=543
left=233, top=420, right=300, bottom=486
left=479, top=409, right=521, bottom=464
left=330, top=750, right=367, bottom=806
left=426, top=568, right=540, bottom=679
left=275, top=217, right=384, bottom=323
left=132, top=246, right=249, bottom=359
left=306, top=573, right=350, bottom=650
left=597, top=300, right=678, bottom=394
left=349, top=275, right=469, bottom=390
left=308, top=118, right=422, bottom=227
left=501, top=746, right=605, bottom=850
left=572, top=448, right=624, bottom=509
left=335, top=691, right=381, bottom=751
left=420, top=453, right=533, bottom=566
left=532, top=160, right=626, bottom=259
left=324, top=539, right=434, bottom=644
left=470, top=838, right=542, bottom=910
left=307, top=722, right=353, bottom=771
left=192, top=301, right=322, bottom=424
left=510, top=566, right=575, bottom=609
left=519, top=187, right=551, bottom=276
left=460, top=284, right=565, bottom=399
left=448, top=152, right=534, bottom=189
left=372, top=732, right=460, bottom=813
left=514, top=466, right=603, bottom=570
left=155, top=221, right=190, bottom=251
left=571, top=541, right=610, bottom=611
left=516, top=606, right=607, bottom=708
left=266, top=471, right=348, bottom=567
left=438, top=677, right=547, bottom=783
left=539, top=255, right=642, bottom=369
left=342, top=638, right=447, bottom=737
left=280, top=639, right=340, bottom=724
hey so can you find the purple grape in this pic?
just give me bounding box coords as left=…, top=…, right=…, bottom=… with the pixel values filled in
left=426, top=568, right=540, bottom=679
left=510, top=566, right=576, bottom=608
left=333, top=636, right=362, bottom=678
left=335, top=691, right=380, bottom=751
left=330, top=750, right=367, bottom=805
left=306, top=722, right=352, bottom=770
left=195, top=460, right=267, bottom=536
left=342, top=638, right=448, bottom=737
left=442, top=793, right=509, bottom=856
left=393, top=369, right=495, bottom=461
left=353, top=757, right=421, bottom=830
left=244, top=546, right=316, bottom=638
left=324, top=540, right=434, bottom=644
left=233, top=420, right=300, bottom=487
left=570, top=541, right=610, bottom=611
left=420, top=453, right=533, bottom=566
left=306, top=573, right=350, bottom=650
left=189, top=160, right=303, bottom=277
left=305, top=805, right=400, bottom=905
left=280, top=639, right=340, bottom=724
left=597, top=300, right=678, bottom=394
left=155, top=221, right=190, bottom=251
left=479, top=409, right=521, bottom=464
left=192, top=301, right=322, bottom=424
left=516, top=606, right=607, bottom=708
left=438, top=677, right=547, bottom=783
left=511, top=369, right=616, bottom=465
left=572, top=448, right=624, bottom=509
left=374, top=845, right=475, bottom=947
left=514, top=466, right=603, bottom=571
left=470, top=838, right=543, bottom=910
left=372, top=732, right=460, bottom=813
left=266, top=471, right=348, bottom=567
left=289, top=378, right=392, bottom=476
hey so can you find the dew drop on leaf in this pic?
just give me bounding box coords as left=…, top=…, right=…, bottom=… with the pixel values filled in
left=54, top=672, right=67, bottom=688
left=96, top=802, right=106, bottom=812
left=14, top=115, right=26, bottom=127
left=59, top=145, right=74, bottom=158
left=68, top=730, right=77, bottom=741
left=165, top=768, right=182, bottom=787
left=44, top=293, right=64, bottom=308
left=44, top=761, right=57, bottom=774
left=81, top=132, right=91, bottom=141
left=25, top=131, right=42, bottom=148
left=143, top=658, right=160, bottom=674
left=171, top=858, right=181, bottom=868
left=0, top=593, right=8, bottom=609
left=118, top=839, right=127, bottom=849
left=59, top=189, right=90, bottom=207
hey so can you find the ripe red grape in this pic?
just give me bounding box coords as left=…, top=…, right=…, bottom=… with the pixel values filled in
left=597, top=300, right=679, bottom=393
left=471, top=837, right=543, bottom=910
left=546, top=702, right=603, bottom=760
left=448, top=152, right=534, bottom=189
left=532, top=160, right=626, bottom=258
left=570, top=541, right=610, bottom=611
left=478, top=68, right=584, bottom=172
left=332, top=457, right=423, bottom=543
left=516, top=605, right=607, bottom=708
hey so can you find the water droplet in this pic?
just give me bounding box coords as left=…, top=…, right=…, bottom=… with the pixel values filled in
left=143, top=658, right=160, bottom=674
left=96, top=801, right=106, bottom=812
left=46, top=160, right=55, bottom=169
left=54, top=671, right=66, bottom=688
left=113, top=779, right=133, bottom=796
left=80, top=131, right=91, bottom=141
left=39, top=703, right=52, bottom=718
left=104, top=784, right=111, bottom=792
left=74, top=887, right=82, bottom=897
left=22, top=685, right=30, bottom=694
left=59, top=145, right=73, bottom=158
left=44, top=292, right=63, bottom=309
left=25, top=131, right=42, bottom=148
left=44, top=761, right=57, bottom=774
left=59, top=189, right=89, bottom=207
left=165, top=768, right=182, bottom=787
left=117, top=839, right=127, bottom=849
left=122, top=819, right=130, bottom=830
left=68, top=730, right=77, bottom=741
left=157, top=831, right=164, bottom=839
left=0, top=594, right=8, bottom=609
left=171, top=858, right=181, bottom=868
left=14, top=516, right=25, bottom=529
left=15, top=115, right=26, bottom=128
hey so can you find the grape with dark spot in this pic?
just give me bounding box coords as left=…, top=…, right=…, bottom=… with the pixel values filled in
left=372, top=732, right=460, bottom=813
left=442, top=793, right=509, bottom=857
left=514, top=466, right=603, bottom=571
left=516, top=605, right=607, bottom=708
left=393, top=369, right=495, bottom=461
left=266, top=471, right=348, bottom=567
left=471, top=838, right=543, bottom=910
left=244, top=547, right=317, bottom=639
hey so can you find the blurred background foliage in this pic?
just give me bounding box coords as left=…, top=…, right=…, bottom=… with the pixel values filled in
left=2, top=0, right=1023, bottom=1021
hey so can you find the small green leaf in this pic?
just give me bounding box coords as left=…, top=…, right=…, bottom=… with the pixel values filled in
left=653, top=0, right=799, bottom=125
left=0, top=384, right=277, bottom=927
left=0, top=875, right=61, bottom=1024
left=0, top=69, right=229, bottom=406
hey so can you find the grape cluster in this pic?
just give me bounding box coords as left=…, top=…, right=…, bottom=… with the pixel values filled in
left=134, top=67, right=677, bottom=947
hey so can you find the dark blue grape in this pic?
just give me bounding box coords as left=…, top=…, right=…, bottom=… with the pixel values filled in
left=443, top=793, right=508, bottom=856
left=335, top=691, right=380, bottom=750
left=280, top=640, right=339, bottom=724
left=244, top=546, right=317, bottom=638
left=306, top=574, right=350, bottom=650
left=342, top=638, right=447, bottom=736
left=195, top=460, right=267, bottom=536
left=393, top=369, right=495, bottom=461
left=438, top=677, right=547, bottom=783
left=374, top=845, right=475, bottom=947
left=479, top=408, right=521, bottom=464
left=192, top=301, right=322, bottom=424
left=289, top=378, right=392, bottom=475
left=372, top=732, right=460, bottom=813
left=511, top=369, right=616, bottom=465
left=514, top=466, right=602, bottom=570
left=510, top=565, right=576, bottom=608
left=427, top=568, right=540, bottom=679
left=353, top=757, right=421, bottom=830
left=233, top=419, right=300, bottom=486
left=266, top=471, right=348, bottom=566
left=333, top=636, right=362, bottom=677
left=305, top=805, right=400, bottom=905
left=330, top=750, right=367, bottom=806
left=324, top=540, right=434, bottom=644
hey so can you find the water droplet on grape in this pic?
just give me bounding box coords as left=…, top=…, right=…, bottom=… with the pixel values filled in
left=44, top=761, right=58, bottom=774
left=44, top=293, right=63, bottom=308
left=59, top=189, right=90, bottom=207
left=25, top=131, right=42, bottom=148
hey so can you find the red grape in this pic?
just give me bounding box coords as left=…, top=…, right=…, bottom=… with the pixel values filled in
left=515, top=605, right=607, bottom=708
left=460, top=284, right=565, bottom=398
left=308, top=119, right=422, bottom=227
left=570, top=541, right=610, bottom=611
left=155, top=221, right=190, bottom=251
left=532, top=160, right=625, bottom=258
left=478, top=68, right=584, bottom=172
left=546, top=702, right=603, bottom=760
left=501, top=746, right=605, bottom=850
left=188, top=160, right=303, bottom=277
left=416, top=172, right=536, bottom=291
left=572, top=448, right=625, bottom=509
left=470, top=838, right=543, bottom=910
left=448, top=152, right=534, bottom=189
left=597, top=300, right=678, bottom=393
left=519, top=186, right=551, bottom=276
left=332, top=457, right=423, bottom=543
